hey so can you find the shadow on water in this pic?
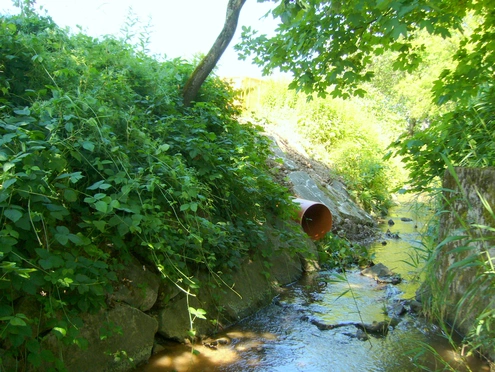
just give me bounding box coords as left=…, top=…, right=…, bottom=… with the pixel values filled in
left=140, top=200, right=491, bottom=372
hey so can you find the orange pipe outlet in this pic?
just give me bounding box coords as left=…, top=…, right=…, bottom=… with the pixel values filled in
left=293, top=198, right=333, bottom=240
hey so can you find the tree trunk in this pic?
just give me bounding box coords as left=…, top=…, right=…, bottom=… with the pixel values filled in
left=182, top=0, right=247, bottom=107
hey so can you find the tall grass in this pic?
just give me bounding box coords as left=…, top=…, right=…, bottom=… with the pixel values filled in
left=416, top=167, right=495, bottom=369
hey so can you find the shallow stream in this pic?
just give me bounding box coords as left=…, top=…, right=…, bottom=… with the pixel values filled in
left=141, top=202, right=490, bottom=371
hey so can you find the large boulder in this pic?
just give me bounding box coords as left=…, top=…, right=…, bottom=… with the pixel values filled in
left=110, top=257, right=161, bottom=312
left=41, top=304, right=158, bottom=372
left=155, top=255, right=282, bottom=341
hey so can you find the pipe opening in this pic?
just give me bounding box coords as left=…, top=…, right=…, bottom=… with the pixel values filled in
left=294, top=198, right=333, bottom=240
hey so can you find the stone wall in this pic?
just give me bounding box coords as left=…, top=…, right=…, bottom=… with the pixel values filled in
left=434, top=167, right=495, bottom=360
left=23, top=224, right=317, bottom=372
left=15, top=129, right=380, bottom=371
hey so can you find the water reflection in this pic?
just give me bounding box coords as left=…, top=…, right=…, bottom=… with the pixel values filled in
left=140, top=201, right=490, bottom=371
left=142, top=339, right=240, bottom=371
left=370, top=200, right=431, bottom=300
left=143, top=293, right=487, bottom=371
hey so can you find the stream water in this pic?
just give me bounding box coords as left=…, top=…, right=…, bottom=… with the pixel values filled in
left=141, top=202, right=491, bottom=372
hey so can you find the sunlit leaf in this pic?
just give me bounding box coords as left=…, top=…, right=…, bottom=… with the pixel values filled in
left=188, top=307, right=207, bottom=319
left=52, top=327, right=67, bottom=339
left=95, top=201, right=108, bottom=213
left=82, top=141, right=95, bottom=152
left=3, top=162, right=15, bottom=172
left=2, top=178, right=17, bottom=190
left=4, top=209, right=22, bottom=223
left=63, top=189, right=78, bottom=202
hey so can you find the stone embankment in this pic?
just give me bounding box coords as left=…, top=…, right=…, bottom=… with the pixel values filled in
left=32, top=125, right=377, bottom=371
left=428, top=167, right=495, bottom=362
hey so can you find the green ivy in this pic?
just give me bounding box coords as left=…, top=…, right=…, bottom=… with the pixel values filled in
left=0, top=11, right=302, bottom=369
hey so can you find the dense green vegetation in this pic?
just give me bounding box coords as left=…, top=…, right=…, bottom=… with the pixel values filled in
left=0, top=10, right=305, bottom=369
left=238, top=26, right=458, bottom=213
left=1, top=0, right=494, bottom=369
left=238, top=0, right=494, bottom=193
left=239, top=0, right=493, bottom=101
left=406, top=173, right=495, bottom=369
left=237, top=0, right=495, bottom=366
left=316, top=233, right=373, bottom=269
left=389, top=84, right=495, bottom=192
left=241, top=77, right=405, bottom=214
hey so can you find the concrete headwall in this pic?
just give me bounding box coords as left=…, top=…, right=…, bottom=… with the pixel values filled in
left=434, top=167, right=495, bottom=360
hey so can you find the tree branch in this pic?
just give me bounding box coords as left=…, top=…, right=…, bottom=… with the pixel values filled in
left=183, top=0, right=247, bottom=107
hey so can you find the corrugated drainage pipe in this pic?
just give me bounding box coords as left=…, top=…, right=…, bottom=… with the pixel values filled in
left=293, top=198, right=333, bottom=240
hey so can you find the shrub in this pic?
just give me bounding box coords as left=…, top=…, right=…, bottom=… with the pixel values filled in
left=0, top=12, right=301, bottom=368
left=387, top=84, right=495, bottom=193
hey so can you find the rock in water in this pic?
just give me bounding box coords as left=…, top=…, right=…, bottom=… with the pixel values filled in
left=360, top=263, right=402, bottom=284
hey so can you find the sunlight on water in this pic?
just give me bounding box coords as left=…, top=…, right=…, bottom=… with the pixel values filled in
left=140, top=199, right=491, bottom=372
left=369, top=198, right=434, bottom=299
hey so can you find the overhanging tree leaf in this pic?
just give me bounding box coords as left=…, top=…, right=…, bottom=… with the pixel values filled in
left=237, top=0, right=491, bottom=102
